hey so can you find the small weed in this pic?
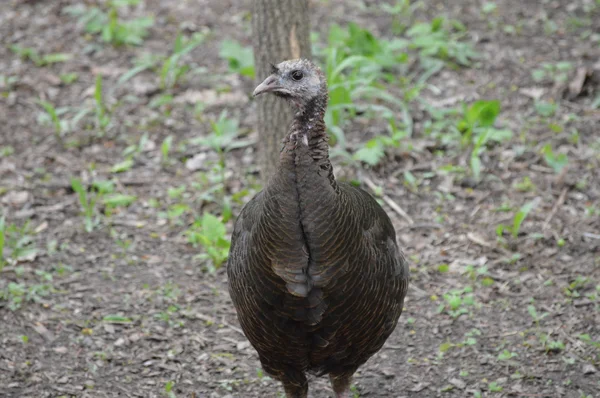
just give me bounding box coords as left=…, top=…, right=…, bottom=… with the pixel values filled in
left=0, top=219, right=38, bottom=269
left=71, top=178, right=103, bottom=232
left=219, top=39, right=255, bottom=78
left=541, top=144, right=568, bottom=173
left=531, top=62, right=572, bottom=84
left=94, top=75, right=111, bottom=134
left=185, top=213, right=230, bottom=272
left=64, top=1, right=154, bottom=47
left=60, top=72, right=79, bottom=85
left=0, top=282, right=52, bottom=310
left=534, top=100, right=558, bottom=117
left=164, top=380, right=177, bottom=398
left=496, top=200, right=537, bottom=239
left=160, top=32, right=206, bottom=90
left=10, top=45, right=71, bottom=67
left=514, top=176, right=536, bottom=192
left=438, top=286, right=476, bottom=318
left=406, top=17, right=478, bottom=66
left=488, top=381, right=503, bottom=392
left=161, top=135, right=174, bottom=165
left=103, top=193, right=136, bottom=214
left=37, top=100, right=65, bottom=142
left=497, top=349, right=518, bottom=361
left=527, top=303, right=549, bottom=326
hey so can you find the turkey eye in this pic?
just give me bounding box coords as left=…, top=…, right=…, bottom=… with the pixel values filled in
left=291, top=70, right=304, bottom=81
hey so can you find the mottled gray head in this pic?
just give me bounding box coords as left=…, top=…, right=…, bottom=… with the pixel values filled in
left=253, top=59, right=327, bottom=108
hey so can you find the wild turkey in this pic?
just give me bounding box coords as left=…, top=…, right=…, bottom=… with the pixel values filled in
left=227, top=59, right=409, bottom=398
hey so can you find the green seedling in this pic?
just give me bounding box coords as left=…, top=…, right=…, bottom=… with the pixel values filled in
left=438, top=286, right=476, bottom=318
left=0, top=219, right=38, bottom=269
left=541, top=144, right=568, bottom=173
left=185, top=213, right=230, bottom=272
left=160, top=32, right=205, bottom=90
left=37, top=100, right=64, bottom=142
left=111, top=158, right=134, bottom=173
left=10, top=45, right=71, bottom=67
left=457, top=100, right=512, bottom=181
left=0, top=217, right=4, bottom=270
left=406, top=17, right=478, bottom=66
left=94, top=75, right=111, bottom=134
left=488, top=381, right=503, bottom=392
left=60, top=73, right=79, bottom=85
left=63, top=1, right=153, bottom=47
left=0, top=281, right=52, bottom=311
left=531, top=62, right=572, bottom=84
left=219, top=39, right=255, bottom=78
left=118, top=32, right=205, bottom=91
left=161, top=135, right=174, bottom=164
left=527, top=303, right=548, bottom=326
left=71, top=178, right=101, bottom=232
left=534, top=100, right=558, bottom=117
left=497, top=349, right=518, bottom=361
left=496, top=200, right=537, bottom=238
left=103, top=193, right=136, bottom=216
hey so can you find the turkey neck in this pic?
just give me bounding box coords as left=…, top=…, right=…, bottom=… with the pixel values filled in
left=280, top=92, right=336, bottom=189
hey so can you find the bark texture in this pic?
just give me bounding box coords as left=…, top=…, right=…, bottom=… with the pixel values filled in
left=252, top=0, right=312, bottom=184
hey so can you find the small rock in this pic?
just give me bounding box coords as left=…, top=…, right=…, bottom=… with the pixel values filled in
left=53, top=346, right=68, bottom=354
left=2, top=190, right=30, bottom=206
left=449, top=378, right=466, bottom=390
left=114, top=337, right=127, bottom=347
left=236, top=341, right=250, bottom=351
left=583, top=364, right=597, bottom=375
left=103, top=324, right=115, bottom=334
left=185, top=152, right=207, bottom=171
left=56, top=376, right=69, bottom=384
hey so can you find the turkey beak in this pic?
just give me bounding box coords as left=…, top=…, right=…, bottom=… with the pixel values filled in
left=253, top=74, right=281, bottom=97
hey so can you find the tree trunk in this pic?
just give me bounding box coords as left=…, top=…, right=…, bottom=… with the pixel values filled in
left=252, top=0, right=312, bottom=185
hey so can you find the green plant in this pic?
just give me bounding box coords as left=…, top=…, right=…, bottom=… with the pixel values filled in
left=94, top=75, right=111, bottom=134
left=0, top=219, right=38, bottom=269
left=405, top=17, right=478, bottom=66
left=191, top=111, right=248, bottom=206
left=456, top=100, right=502, bottom=181
left=63, top=1, right=153, bottom=46
left=438, top=286, right=476, bottom=318
left=161, top=135, right=174, bottom=164
left=0, top=217, right=4, bottom=270
left=160, top=32, right=205, bottom=90
left=164, top=380, right=177, bottom=398
left=103, top=193, right=136, bottom=215
left=497, top=349, right=518, bottom=361
left=185, top=213, right=230, bottom=272
left=534, top=100, right=558, bottom=117
left=10, top=45, right=71, bottom=67
left=118, top=32, right=205, bottom=91
left=71, top=178, right=101, bottom=232
left=219, top=39, right=255, bottom=78
left=488, top=381, right=503, bottom=392
left=527, top=303, right=549, bottom=326
left=496, top=200, right=537, bottom=238
left=60, top=72, right=79, bottom=85
left=531, top=62, right=572, bottom=84
left=37, top=100, right=64, bottom=142
left=541, top=144, right=568, bottom=173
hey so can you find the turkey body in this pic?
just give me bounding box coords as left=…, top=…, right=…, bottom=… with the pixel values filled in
left=227, top=59, right=409, bottom=397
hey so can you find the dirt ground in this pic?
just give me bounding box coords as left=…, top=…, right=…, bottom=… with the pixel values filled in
left=1, top=0, right=599, bottom=397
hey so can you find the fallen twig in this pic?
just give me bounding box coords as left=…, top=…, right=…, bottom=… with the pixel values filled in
left=363, top=176, right=414, bottom=225
left=542, top=187, right=568, bottom=230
